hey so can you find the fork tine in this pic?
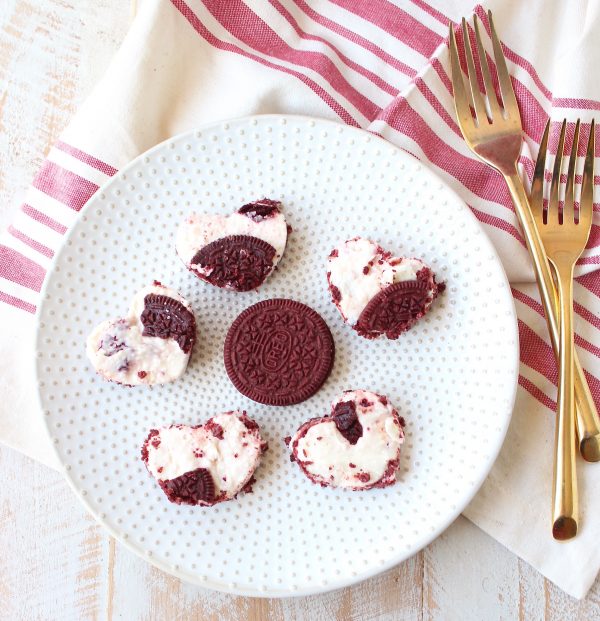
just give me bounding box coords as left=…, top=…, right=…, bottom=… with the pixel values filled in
left=461, top=18, right=486, bottom=124
left=579, top=119, right=595, bottom=233
left=564, top=119, right=580, bottom=225
left=549, top=120, right=567, bottom=225
left=473, top=15, right=501, bottom=120
left=448, top=23, right=475, bottom=130
left=488, top=11, right=520, bottom=121
left=531, top=118, right=550, bottom=225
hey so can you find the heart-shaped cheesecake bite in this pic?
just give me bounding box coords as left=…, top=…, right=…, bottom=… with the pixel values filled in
left=176, top=198, right=288, bottom=291
left=289, top=390, right=405, bottom=490
left=86, top=282, right=196, bottom=386
left=141, top=411, right=267, bottom=506
left=327, top=237, right=444, bottom=339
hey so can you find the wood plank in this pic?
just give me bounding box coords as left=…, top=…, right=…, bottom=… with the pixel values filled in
left=423, top=516, right=520, bottom=621
left=0, top=446, right=109, bottom=620
left=543, top=575, right=600, bottom=621
left=108, top=545, right=253, bottom=621
left=0, top=0, right=127, bottom=228
left=108, top=540, right=422, bottom=620
left=515, top=558, right=545, bottom=621
left=278, top=554, right=422, bottom=621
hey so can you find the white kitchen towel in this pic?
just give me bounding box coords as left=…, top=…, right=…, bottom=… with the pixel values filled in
left=1, top=0, right=599, bottom=599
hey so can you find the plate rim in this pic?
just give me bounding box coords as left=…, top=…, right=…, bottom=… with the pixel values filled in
left=34, top=113, right=520, bottom=598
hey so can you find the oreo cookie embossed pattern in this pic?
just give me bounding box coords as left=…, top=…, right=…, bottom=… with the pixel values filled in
left=224, top=299, right=335, bottom=406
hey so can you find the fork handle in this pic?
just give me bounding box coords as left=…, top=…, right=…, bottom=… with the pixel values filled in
left=552, top=261, right=578, bottom=539
left=505, top=171, right=600, bottom=462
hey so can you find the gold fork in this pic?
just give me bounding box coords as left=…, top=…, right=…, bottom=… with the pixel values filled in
left=531, top=118, right=594, bottom=539
left=448, top=12, right=600, bottom=461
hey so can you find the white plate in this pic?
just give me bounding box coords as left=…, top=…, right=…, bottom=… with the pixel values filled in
left=35, top=115, right=519, bottom=597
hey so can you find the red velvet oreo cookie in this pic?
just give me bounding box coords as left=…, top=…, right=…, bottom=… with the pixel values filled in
left=191, top=235, right=276, bottom=292
left=141, top=294, right=196, bottom=353
left=355, top=280, right=431, bottom=340
left=224, top=299, right=335, bottom=406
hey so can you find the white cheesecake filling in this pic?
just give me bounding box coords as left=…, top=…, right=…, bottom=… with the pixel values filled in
left=176, top=210, right=288, bottom=271
left=85, top=283, right=194, bottom=386
left=145, top=412, right=264, bottom=499
left=292, top=389, right=404, bottom=489
left=327, top=237, right=429, bottom=325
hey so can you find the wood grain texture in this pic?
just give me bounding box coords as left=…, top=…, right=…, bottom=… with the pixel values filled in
left=1, top=0, right=600, bottom=619
left=0, top=0, right=128, bottom=231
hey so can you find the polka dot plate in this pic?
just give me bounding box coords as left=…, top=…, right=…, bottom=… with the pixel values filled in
left=35, top=115, right=519, bottom=597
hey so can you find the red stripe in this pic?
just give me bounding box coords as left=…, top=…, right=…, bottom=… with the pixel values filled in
left=21, top=204, right=67, bottom=234
left=32, top=161, right=99, bottom=212
left=578, top=255, right=600, bottom=266
left=0, top=290, right=36, bottom=314
left=0, top=245, right=45, bottom=292
left=170, top=0, right=358, bottom=126
left=203, top=0, right=379, bottom=120
left=518, top=155, right=535, bottom=181
left=270, top=0, right=398, bottom=96
left=55, top=141, right=118, bottom=176
left=414, top=76, right=461, bottom=135
left=431, top=57, right=452, bottom=92
left=574, top=299, right=600, bottom=331
left=408, top=0, right=448, bottom=25
left=511, top=286, right=543, bottom=315
left=518, top=322, right=600, bottom=412
left=8, top=226, right=54, bottom=259
left=588, top=224, right=600, bottom=250
left=518, top=319, right=557, bottom=386
left=469, top=205, right=525, bottom=246
left=576, top=271, right=600, bottom=297
left=552, top=97, right=600, bottom=112
left=574, top=333, right=600, bottom=359
left=291, top=0, right=416, bottom=77
left=512, top=285, right=600, bottom=334
left=584, top=369, right=600, bottom=410
left=518, top=375, right=556, bottom=412
left=513, top=285, right=600, bottom=361
left=329, top=0, right=442, bottom=58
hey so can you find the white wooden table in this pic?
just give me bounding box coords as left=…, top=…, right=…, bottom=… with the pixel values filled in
left=1, top=1, right=600, bottom=618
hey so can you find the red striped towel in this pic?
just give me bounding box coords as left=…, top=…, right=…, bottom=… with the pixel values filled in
left=1, top=0, right=599, bottom=598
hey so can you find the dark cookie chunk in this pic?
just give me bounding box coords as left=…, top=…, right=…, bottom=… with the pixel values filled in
left=191, top=235, right=276, bottom=292
left=141, top=429, right=160, bottom=463
left=140, top=294, right=196, bottom=353
left=224, top=299, right=335, bottom=406
left=238, top=198, right=281, bottom=222
left=356, top=281, right=430, bottom=339
left=205, top=420, right=224, bottom=440
left=160, top=467, right=215, bottom=505
left=332, top=400, right=363, bottom=445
